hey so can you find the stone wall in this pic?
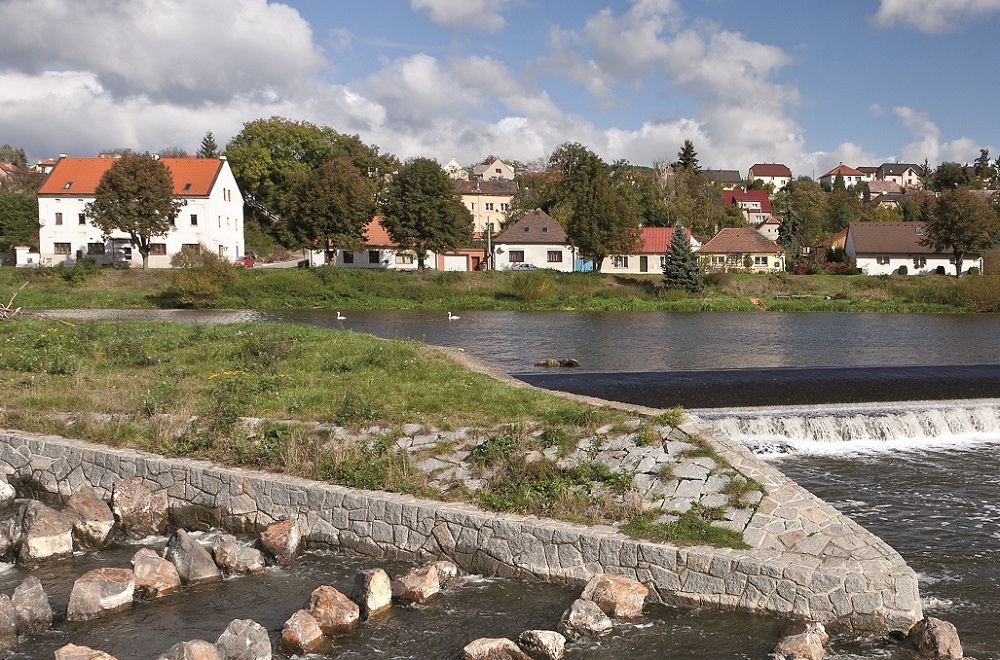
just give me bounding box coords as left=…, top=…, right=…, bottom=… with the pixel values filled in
left=0, top=427, right=921, bottom=633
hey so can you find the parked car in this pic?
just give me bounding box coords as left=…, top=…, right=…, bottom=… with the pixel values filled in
left=507, top=263, right=538, bottom=271
left=234, top=255, right=255, bottom=267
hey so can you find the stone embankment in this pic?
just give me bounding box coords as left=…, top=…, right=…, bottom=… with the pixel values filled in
left=0, top=424, right=921, bottom=635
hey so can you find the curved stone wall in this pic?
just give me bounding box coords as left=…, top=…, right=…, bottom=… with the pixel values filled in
left=0, top=427, right=921, bottom=633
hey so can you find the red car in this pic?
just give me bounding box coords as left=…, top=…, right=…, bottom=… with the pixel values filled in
left=234, top=255, right=255, bottom=267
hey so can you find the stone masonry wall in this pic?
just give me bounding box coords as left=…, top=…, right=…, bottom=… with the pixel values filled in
left=0, top=427, right=922, bottom=633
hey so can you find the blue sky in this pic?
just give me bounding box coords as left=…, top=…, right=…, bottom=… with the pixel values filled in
left=1, top=0, right=998, bottom=178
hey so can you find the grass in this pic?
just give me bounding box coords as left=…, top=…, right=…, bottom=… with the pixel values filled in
left=0, top=265, right=983, bottom=313
left=622, top=506, right=748, bottom=549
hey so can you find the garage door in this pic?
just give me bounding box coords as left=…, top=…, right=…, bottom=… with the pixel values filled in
left=443, top=255, right=468, bottom=271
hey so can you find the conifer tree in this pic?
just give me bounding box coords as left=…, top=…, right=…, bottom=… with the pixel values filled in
left=662, top=223, right=704, bottom=292
left=197, top=131, right=219, bottom=158
left=676, top=139, right=700, bottom=172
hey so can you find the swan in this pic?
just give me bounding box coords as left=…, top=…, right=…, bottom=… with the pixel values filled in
left=448, top=312, right=460, bottom=321
left=336, top=312, right=346, bottom=320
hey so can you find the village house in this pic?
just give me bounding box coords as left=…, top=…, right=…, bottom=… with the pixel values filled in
left=492, top=208, right=575, bottom=272
left=723, top=189, right=773, bottom=225
left=332, top=216, right=484, bottom=271
left=444, top=159, right=468, bottom=180
left=877, top=163, right=923, bottom=190
left=472, top=158, right=515, bottom=181
left=36, top=155, right=244, bottom=268
left=747, top=163, right=792, bottom=191
left=819, top=164, right=866, bottom=189
left=454, top=179, right=518, bottom=237
left=844, top=221, right=981, bottom=275
left=600, top=226, right=701, bottom=274
left=704, top=169, right=743, bottom=190
left=698, top=227, right=785, bottom=273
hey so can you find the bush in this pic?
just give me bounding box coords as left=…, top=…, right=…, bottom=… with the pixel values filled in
left=958, top=273, right=1000, bottom=312
left=508, top=271, right=552, bottom=302
left=897, top=265, right=908, bottom=276
left=936, top=265, right=946, bottom=275
left=168, top=246, right=238, bottom=307
left=968, top=267, right=981, bottom=276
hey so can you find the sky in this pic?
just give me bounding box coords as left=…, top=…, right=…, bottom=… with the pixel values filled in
left=1, top=0, right=998, bottom=179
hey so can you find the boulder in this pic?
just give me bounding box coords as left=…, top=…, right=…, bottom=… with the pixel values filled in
left=215, top=618, right=272, bottom=660
left=111, top=477, right=168, bottom=539
left=351, top=568, right=392, bottom=620
left=463, top=637, right=531, bottom=660
left=18, top=500, right=73, bottom=564
left=131, top=547, right=182, bottom=599
left=155, top=639, right=225, bottom=660
left=65, top=487, right=116, bottom=549
left=54, top=644, right=118, bottom=660
left=0, top=478, right=15, bottom=509
left=432, top=560, right=462, bottom=587
left=0, top=514, right=22, bottom=560
left=773, top=620, right=828, bottom=660
left=558, top=599, right=613, bottom=640
left=0, top=595, right=17, bottom=651
left=391, top=563, right=440, bottom=604
left=12, top=574, right=53, bottom=634
left=66, top=567, right=135, bottom=621
left=165, top=529, right=223, bottom=585
left=908, top=617, right=964, bottom=659
left=211, top=534, right=266, bottom=575
left=308, top=585, right=360, bottom=635
left=258, top=518, right=301, bottom=563
left=281, top=609, right=329, bottom=655
left=579, top=572, right=648, bottom=618
left=516, top=630, right=566, bottom=660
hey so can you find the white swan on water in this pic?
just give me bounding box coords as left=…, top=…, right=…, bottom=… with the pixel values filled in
left=448, top=312, right=460, bottom=321
left=336, top=312, right=346, bottom=320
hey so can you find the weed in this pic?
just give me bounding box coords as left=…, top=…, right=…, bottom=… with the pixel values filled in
left=633, top=424, right=659, bottom=447
left=658, top=463, right=675, bottom=481
left=622, top=505, right=747, bottom=549
left=721, top=474, right=766, bottom=509
left=539, top=426, right=575, bottom=456
left=648, top=407, right=684, bottom=428
left=334, top=385, right=380, bottom=426
left=678, top=435, right=727, bottom=465
left=471, top=427, right=522, bottom=467
left=508, top=271, right=552, bottom=302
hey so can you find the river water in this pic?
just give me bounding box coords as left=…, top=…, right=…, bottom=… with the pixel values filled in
left=28, top=309, right=1000, bottom=658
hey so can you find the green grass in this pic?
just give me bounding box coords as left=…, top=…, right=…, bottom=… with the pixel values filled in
left=622, top=506, right=748, bottom=549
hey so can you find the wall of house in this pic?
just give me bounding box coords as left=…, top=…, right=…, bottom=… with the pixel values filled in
left=334, top=248, right=430, bottom=270
left=701, top=252, right=785, bottom=273
left=599, top=253, right=665, bottom=275
left=462, top=193, right=512, bottom=235
left=853, top=254, right=980, bottom=276
left=494, top=244, right=574, bottom=271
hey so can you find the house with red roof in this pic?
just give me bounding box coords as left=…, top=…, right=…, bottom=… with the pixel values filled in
left=600, top=226, right=701, bottom=274
left=819, top=164, right=866, bottom=189
left=698, top=227, right=785, bottom=273
left=36, top=155, right=244, bottom=268
left=332, top=216, right=484, bottom=271
left=747, top=163, right=792, bottom=191
left=723, top=189, right=773, bottom=225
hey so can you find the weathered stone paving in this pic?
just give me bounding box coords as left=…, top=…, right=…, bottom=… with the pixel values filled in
left=0, top=425, right=922, bottom=633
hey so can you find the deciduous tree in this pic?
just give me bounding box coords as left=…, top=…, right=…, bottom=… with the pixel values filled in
left=279, top=158, right=374, bottom=253
left=923, top=188, right=1000, bottom=276
left=0, top=192, right=38, bottom=249
left=84, top=153, right=183, bottom=269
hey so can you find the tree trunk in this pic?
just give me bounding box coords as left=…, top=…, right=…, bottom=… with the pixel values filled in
left=954, top=250, right=964, bottom=278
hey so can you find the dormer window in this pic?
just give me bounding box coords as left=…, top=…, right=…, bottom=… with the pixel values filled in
left=183, top=183, right=192, bottom=191
left=541, top=226, right=548, bottom=233
left=63, top=181, right=73, bottom=190
left=522, top=226, right=530, bottom=232
left=915, top=226, right=925, bottom=235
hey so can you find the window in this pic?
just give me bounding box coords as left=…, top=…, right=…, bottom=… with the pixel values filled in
left=914, top=226, right=925, bottom=235
left=87, top=242, right=105, bottom=255
left=711, top=255, right=725, bottom=266
left=55, top=212, right=63, bottom=225
left=54, top=242, right=71, bottom=255
left=182, top=244, right=200, bottom=253
left=183, top=183, right=192, bottom=191
left=612, top=255, right=629, bottom=268
left=541, top=226, right=548, bottom=233
left=500, top=203, right=508, bottom=212
left=508, top=250, right=525, bottom=263
left=149, top=243, right=167, bottom=256
left=190, top=214, right=198, bottom=226
left=547, top=251, right=562, bottom=263
left=343, top=252, right=354, bottom=264
left=913, top=256, right=927, bottom=268
left=469, top=203, right=475, bottom=211
left=78, top=213, right=86, bottom=225
left=485, top=203, right=494, bottom=211
left=522, top=226, right=530, bottom=233
left=395, top=253, right=415, bottom=264
left=754, top=256, right=768, bottom=266
left=876, top=255, right=891, bottom=265
left=63, top=181, right=73, bottom=190
left=368, top=250, right=380, bottom=264
left=659, top=255, right=667, bottom=268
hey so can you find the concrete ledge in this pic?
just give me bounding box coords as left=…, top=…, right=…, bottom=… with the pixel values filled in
left=0, top=428, right=921, bottom=633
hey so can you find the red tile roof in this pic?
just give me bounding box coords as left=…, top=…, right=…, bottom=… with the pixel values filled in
left=723, top=189, right=773, bottom=213
left=362, top=216, right=396, bottom=247
left=820, top=164, right=864, bottom=179
left=37, top=156, right=225, bottom=196
left=700, top=228, right=783, bottom=254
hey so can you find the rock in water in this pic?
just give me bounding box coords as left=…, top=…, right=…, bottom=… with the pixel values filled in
left=211, top=534, right=266, bottom=575
left=908, top=617, right=964, bottom=659
left=12, top=575, right=53, bottom=634
left=351, top=568, right=392, bottom=620
left=516, top=630, right=566, bottom=660
left=391, top=563, right=440, bottom=604
left=111, top=477, right=168, bottom=540
left=558, top=599, right=613, bottom=640
left=0, top=595, right=17, bottom=651
left=773, top=620, right=829, bottom=660
left=281, top=609, right=329, bottom=655
left=131, top=548, right=182, bottom=599
left=308, top=585, right=360, bottom=635
left=215, top=619, right=271, bottom=660
left=66, top=567, right=135, bottom=621
left=579, top=573, right=648, bottom=618
left=18, top=500, right=73, bottom=564
left=155, top=639, right=225, bottom=660
left=54, top=644, right=118, bottom=660
left=463, top=637, right=531, bottom=659
left=432, top=560, right=462, bottom=587
left=65, top=487, right=116, bottom=549
left=0, top=478, right=15, bottom=509
left=165, top=529, right=223, bottom=585
left=258, top=518, right=301, bottom=563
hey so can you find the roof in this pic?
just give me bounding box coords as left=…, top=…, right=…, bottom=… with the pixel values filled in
left=878, top=163, right=920, bottom=176
left=494, top=208, right=567, bottom=244
left=748, top=163, right=791, bottom=178
left=723, top=189, right=773, bottom=213
left=846, top=222, right=945, bottom=255
left=857, top=166, right=879, bottom=175
left=362, top=216, right=396, bottom=247
left=700, top=228, right=784, bottom=254
left=37, top=156, right=226, bottom=196
left=818, top=228, right=849, bottom=248
left=0, top=162, right=16, bottom=176
left=453, top=179, right=518, bottom=195
left=866, top=180, right=902, bottom=195
left=820, top=164, right=864, bottom=179
left=638, top=226, right=696, bottom=253
left=704, top=169, right=742, bottom=184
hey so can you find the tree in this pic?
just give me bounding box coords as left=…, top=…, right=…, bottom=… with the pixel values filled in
left=0, top=192, right=39, bottom=249
left=923, top=188, right=1000, bottom=276
left=934, top=161, right=970, bottom=190
left=0, top=144, right=28, bottom=168
left=676, top=140, right=700, bottom=172
left=382, top=158, right=473, bottom=270
left=662, top=223, right=703, bottom=292
left=279, top=158, right=374, bottom=253
left=158, top=146, right=189, bottom=158
left=198, top=131, right=220, bottom=158
left=85, top=153, right=183, bottom=269
left=562, top=173, right=640, bottom=271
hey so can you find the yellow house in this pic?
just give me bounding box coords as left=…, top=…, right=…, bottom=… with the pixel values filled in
left=454, top=179, right=518, bottom=237
left=699, top=228, right=785, bottom=273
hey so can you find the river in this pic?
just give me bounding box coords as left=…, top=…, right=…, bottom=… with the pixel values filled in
left=30, top=308, right=1000, bottom=658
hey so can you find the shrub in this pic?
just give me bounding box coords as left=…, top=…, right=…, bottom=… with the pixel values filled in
left=897, top=265, right=908, bottom=276
left=968, top=267, right=981, bottom=276
left=168, top=246, right=238, bottom=307
left=508, top=271, right=552, bottom=302
left=958, top=273, right=1000, bottom=312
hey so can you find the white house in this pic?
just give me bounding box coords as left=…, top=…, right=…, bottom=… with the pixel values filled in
left=877, top=163, right=923, bottom=190
left=747, top=163, right=792, bottom=191
left=844, top=221, right=981, bottom=276
left=444, top=159, right=468, bottom=180
left=36, top=155, right=244, bottom=267
left=493, top=208, right=574, bottom=272
left=472, top=158, right=515, bottom=181
left=333, top=216, right=485, bottom=271
left=599, top=226, right=701, bottom=274
left=819, top=164, right=866, bottom=189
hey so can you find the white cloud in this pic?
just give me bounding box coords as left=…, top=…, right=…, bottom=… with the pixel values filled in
left=871, top=0, right=1000, bottom=33
left=893, top=106, right=981, bottom=164
left=410, top=0, right=511, bottom=32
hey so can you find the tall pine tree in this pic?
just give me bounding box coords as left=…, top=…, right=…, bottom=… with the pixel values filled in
left=662, top=223, right=704, bottom=292
left=197, top=131, right=219, bottom=158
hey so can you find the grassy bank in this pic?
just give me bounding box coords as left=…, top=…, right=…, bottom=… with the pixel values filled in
left=3, top=264, right=994, bottom=312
